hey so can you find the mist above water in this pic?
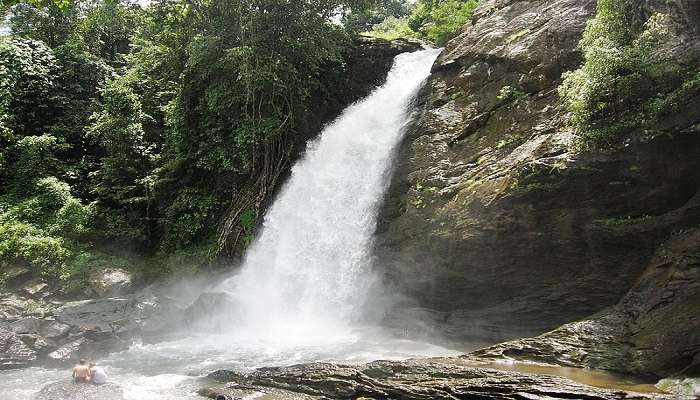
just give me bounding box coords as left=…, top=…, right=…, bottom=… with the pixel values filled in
left=214, top=48, right=443, bottom=345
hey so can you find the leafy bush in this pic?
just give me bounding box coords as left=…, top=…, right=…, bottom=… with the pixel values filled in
left=161, top=188, right=221, bottom=251
left=367, top=16, right=415, bottom=40
left=6, top=177, right=91, bottom=234
left=0, top=217, right=70, bottom=278
left=559, top=0, right=699, bottom=149
left=0, top=175, right=92, bottom=281
left=496, top=86, right=525, bottom=104
left=10, top=135, right=65, bottom=192
left=408, top=0, right=479, bottom=45
left=0, top=37, right=57, bottom=140
left=342, top=0, right=411, bottom=34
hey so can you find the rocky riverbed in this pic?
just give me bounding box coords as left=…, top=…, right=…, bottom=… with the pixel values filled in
left=200, top=359, right=680, bottom=400
left=0, top=265, right=211, bottom=371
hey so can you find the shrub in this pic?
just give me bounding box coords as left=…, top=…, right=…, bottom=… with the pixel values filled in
left=0, top=177, right=91, bottom=280
left=6, top=177, right=91, bottom=235
left=11, top=135, right=65, bottom=192
left=496, top=86, right=525, bottom=104
left=408, top=0, right=479, bottom=46
left=366, top=16, right=416, bottom=40
left=161, top=188, right=221, bottom=251
left=559, top=1, right=698, bottom=149
left=0, top=217, right=70, bottom=278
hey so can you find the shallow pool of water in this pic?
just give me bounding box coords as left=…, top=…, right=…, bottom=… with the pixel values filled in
left=0, top=328, right=461, bottom=400
left=449, top=358, right=665, bottom=394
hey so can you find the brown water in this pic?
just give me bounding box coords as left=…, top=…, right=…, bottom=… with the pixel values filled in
left=444, top=358, right=665, bottom=394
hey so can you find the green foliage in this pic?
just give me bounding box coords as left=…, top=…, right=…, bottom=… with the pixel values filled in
left=11, top=135, right=65, bottom=191
left=50, top=40, right=112, bottom=148
left=88, top=77, right=157, bottom=245
left=79, top=0, right=144, bottom=65
left=0, top=177, right=90, bottom=280
left=0, top=37, right=57, bottom=139
left=408, top=182, right=436, bottom=209
left=4, top=177, right=91, bottom=236
left=560, top=1, right=699, bottom=149
left=9, top=2, right=77, bottom=47
left=365, top=16, right=415, bottom=40
left=496, top=133, right=524, bottom=149
left=1, top=0, right=71, bottom=11
left=0, top=35, right=110, bottom=195
left=161, top=188, right=221, bottom=251
left=239, top=208, right=257, bottom=231
left=496, top=86, right=525, bottom=104
left=0, top=217, right=70, bottom=278
left=342, top=0, right=411, bottom=34
left=239, top=207, right=257, bottom=247
left=408, top=0, right=478, bottom=45
left=358, top=0, right=479, bottom=45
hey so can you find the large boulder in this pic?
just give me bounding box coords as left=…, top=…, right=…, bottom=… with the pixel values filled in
left=1, top=266, right=32, bottom=288
left=0, top=329, right=37, bottom=369
left=0, top=284, right=187, bottom=367
left=43, top=321, right=72, bottom=340
left=46, top=337, right=89, bottom=365
left=207, top=360, right=667, bottom=399
left=21, top=280, right=51, bottom=299
left=9, top=317, right=42, bottom=335
left=0, top=293, right=55, bottom=320
left=34, top=381, right=124, bottom=400
left=183, top=292, right=243, bottom=332
left=87, top=267, right=133, bottom=298
left=48, top=299, right=138, bottom=364
left=54, top=299, right=132, bottom=332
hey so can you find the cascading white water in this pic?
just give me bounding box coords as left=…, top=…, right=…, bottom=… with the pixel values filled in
left=217, top=48, right=442, bottom=344
left=0, top=48, right=458, bottom=400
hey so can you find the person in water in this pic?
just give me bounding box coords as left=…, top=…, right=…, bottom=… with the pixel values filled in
left=89, top=362, right=108, bottom=385
left=72, top=359, right=91, bottom=383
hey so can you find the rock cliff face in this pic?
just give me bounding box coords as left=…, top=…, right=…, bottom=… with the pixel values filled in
left=469, top=227, right=700, bottom=378
left=375, top=0, right=700, bottom=376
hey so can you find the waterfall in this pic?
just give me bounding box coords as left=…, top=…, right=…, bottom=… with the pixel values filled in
left=217, top=48, right=442, bottom=345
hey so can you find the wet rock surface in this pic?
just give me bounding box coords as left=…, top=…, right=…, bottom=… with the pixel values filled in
left=467, top=228, right=700, bottom=378
left=33, top=381, right=124, bottom=400
left=0, top=329, right=37, bottom=369
left=0, top=283, right=184, bottom=369
left=199, top=385, right=320, bottom=400
left=207, top=360, right=669, bottom=400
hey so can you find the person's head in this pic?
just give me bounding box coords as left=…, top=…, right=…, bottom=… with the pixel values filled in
left=215, top=396, right=227, bottom=400
left=79, top=359, right=87, bottom=365
left=89, top=362, right=95, bottom=368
